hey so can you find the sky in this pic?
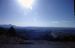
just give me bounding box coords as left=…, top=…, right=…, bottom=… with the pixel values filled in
left=0, top=0, right=75, bottom=27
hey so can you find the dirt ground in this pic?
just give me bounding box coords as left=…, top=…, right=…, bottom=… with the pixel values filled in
left=0, top=40, right=75, bottom=48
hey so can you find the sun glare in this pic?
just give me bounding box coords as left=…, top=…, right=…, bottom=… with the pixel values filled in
left=18, top=0, right=34, bottom=9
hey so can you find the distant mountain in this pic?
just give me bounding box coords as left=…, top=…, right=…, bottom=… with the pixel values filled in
left=0, top=25, right=75, bottom=41
left=0, top=24, right=16, bottom=28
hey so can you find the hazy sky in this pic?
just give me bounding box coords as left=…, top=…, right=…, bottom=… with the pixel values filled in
left=0, top=0, right=75, bottom=27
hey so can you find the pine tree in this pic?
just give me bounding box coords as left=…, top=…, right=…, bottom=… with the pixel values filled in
left=7, top=26, right=16, bottom=37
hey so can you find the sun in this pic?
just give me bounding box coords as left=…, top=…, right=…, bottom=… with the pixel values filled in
left=18, top=0, right=34, bottom=9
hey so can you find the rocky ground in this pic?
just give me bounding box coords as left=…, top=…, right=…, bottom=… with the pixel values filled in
left=0, top=41, right=75, bottom=48
left=0, top=34, right=75, bottom=48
